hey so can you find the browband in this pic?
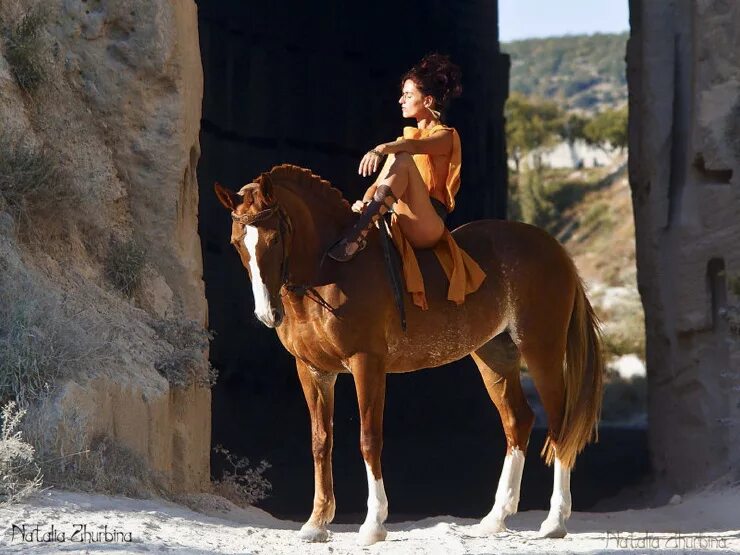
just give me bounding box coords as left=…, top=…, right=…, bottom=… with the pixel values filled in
left=231, top=205, right=279, bottom=226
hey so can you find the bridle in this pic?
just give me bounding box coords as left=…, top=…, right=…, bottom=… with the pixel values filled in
left=231, top=203, right=293, bottom=288
left=230, top=199, right=338, bottom=316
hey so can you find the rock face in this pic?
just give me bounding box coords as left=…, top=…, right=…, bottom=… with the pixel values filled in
left=0, top=0, right=209, bottom=491
left=54, top=0, right=205, bottom=321
left=628, top=0, right=740, bottom=490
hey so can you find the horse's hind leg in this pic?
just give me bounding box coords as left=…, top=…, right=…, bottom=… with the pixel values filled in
left=518, top=335, right=572, bottom=538
left=471, top=334, right=534, bottom=534
left=295, top=360, right=337, bottom=542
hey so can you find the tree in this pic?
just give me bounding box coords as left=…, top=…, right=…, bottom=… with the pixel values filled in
left=560, top=113, right=588, bottom=144
left=505, top=92, right=564, bottom=172
left=558, top=113, right=589, bottom=168
left=583, top=106, right=628, bottom=151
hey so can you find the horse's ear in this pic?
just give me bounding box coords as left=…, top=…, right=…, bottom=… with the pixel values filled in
left=214, top=182, right=240, bottom=211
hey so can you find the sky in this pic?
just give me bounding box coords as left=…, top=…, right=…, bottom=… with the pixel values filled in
left=499, top=0, right=629, bottom=42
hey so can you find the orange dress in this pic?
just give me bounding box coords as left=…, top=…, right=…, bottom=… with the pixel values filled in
left=389, top=124, right=486, bottom=310
left=402, top=124, right=462, bottom=211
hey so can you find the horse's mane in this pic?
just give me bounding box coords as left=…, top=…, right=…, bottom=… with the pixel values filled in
left=257, top=164, right=353, bottom=224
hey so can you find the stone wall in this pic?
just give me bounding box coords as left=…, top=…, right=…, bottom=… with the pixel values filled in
left=628, top=0, right=740, bottom=490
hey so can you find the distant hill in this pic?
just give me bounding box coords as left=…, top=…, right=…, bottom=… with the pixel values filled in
left=502, top=33, right=628, bottom=113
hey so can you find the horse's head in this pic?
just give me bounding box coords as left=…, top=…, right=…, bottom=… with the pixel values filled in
left=214, top=179, right=291, bottom=328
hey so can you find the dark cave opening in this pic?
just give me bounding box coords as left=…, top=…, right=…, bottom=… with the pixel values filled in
left=195, top=0, right=648, bottom=522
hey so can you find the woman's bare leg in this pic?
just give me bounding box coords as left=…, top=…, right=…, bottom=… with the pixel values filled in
left=374, top=152, right=445, bottom=247
left=328, top=152, right=445, bottom=261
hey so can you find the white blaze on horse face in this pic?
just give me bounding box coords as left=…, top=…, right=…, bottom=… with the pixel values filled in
left=363, top=461, right=388, bottom=526
left=244, top=226, right=274, bottom=325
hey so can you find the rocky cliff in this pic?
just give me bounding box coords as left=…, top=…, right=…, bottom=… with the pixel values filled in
left=0, top=0, right=209, bottom=492
left=628, top=0, right=740, bottom=489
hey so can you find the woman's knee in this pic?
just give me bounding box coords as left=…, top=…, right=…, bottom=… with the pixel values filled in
left=390, top=151, right=413, bottom=167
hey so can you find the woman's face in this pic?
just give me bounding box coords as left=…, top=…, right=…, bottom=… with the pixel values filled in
left=399, top=79, right=432, bottom=119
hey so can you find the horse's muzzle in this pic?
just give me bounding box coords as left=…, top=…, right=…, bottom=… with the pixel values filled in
left=257, top=307, right=284, bottom=328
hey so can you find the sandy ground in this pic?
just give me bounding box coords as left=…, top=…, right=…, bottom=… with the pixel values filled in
left=1, top=486, right=739, bottom=554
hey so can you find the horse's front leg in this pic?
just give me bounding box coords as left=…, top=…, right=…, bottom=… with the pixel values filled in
left=350, top=353, right=389, bottom=546
left=295, top=360, right=337, bottom=542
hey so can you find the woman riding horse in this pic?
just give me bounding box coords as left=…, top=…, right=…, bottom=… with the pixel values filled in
left=328, top=53, right=463, bottom=261
left=214, top=53, right=604, bottom=547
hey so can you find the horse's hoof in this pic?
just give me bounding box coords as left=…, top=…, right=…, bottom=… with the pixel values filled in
left=538, top=517, right=567, bottom=538
left=357, top=522, right=387, bottom=545
left=473, top=516, right=508, bottom=535
left=299, top=524, right=329, bottom=542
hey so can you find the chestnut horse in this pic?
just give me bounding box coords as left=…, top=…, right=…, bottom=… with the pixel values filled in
left=214, top=164, right=604, bottom=545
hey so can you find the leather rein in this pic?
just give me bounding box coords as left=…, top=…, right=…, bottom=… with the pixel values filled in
left=230, top=204, right=336, bottom=315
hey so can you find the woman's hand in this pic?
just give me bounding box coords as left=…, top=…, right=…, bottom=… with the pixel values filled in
left=351, top=200, right=368, bottom=213
left=358, top=145, right=387, bottom=177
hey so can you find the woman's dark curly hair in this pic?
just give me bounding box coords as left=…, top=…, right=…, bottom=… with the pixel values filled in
left=401, top=53, right=462, bottom=116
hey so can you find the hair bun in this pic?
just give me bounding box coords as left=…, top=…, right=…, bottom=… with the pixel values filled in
left=402, top=53, right=462, bottom=113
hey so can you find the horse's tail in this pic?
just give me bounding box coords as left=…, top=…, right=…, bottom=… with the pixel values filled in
left=542, top=275, right=604, bottom=469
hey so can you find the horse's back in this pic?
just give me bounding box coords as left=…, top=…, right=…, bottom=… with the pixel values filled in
left=388, top=219, right=577, bottom=371
left=451, top=219, right=570, bottom=272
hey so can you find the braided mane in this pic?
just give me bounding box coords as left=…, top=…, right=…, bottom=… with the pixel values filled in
left=256, top=164, right=354, bottom=225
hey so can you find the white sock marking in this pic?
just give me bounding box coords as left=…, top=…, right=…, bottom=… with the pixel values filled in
left=244, top=227, right=273, bottom=325
left=483, top=447, right=525, bottom=525
left=547, top=456, right=572, bottom=520
left=363, top=461, right=388, bottom=525
left=495, top=447, right=525, bottom=514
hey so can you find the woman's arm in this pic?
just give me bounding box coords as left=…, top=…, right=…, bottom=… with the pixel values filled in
left=353, top=155, right=393, bottom=210
left=358, top=129, right=452, bottom=178
left=375, top=129, right=453, bottom=157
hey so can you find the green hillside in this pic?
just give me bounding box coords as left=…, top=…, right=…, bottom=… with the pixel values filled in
left=502, top=33, right=628, bottom=113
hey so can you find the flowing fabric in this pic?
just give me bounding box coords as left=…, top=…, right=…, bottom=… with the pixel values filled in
left=390, top=124, right=486, bottom=310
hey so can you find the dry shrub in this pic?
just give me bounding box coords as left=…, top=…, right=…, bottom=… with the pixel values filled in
left=0, top=401, right=42, bottom=506
left=594, top=292, right=646, bottom=359
left=212, top=445, right=271, bottom=507
left=105, top=238, right=146, bottom=297
left=25, top=400, right=165, bottom=498
left=153, top=318, right=217, bottom=388
left=44, top=433, right=166, bottom=498
left=516, top=169, right=557, bottom=231
left=1, top=5, right=48, bottom=95
left=0, top=128, right=74, bottom=228
left=0, top=271, right=110, bottom=407
left=601, top=313, right=646, bottom=359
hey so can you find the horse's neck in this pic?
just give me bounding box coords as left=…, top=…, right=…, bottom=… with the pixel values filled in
left=279, top=187, right=344, bottom=284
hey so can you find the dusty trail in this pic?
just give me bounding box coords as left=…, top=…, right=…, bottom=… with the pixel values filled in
left=1, top=486, right=738, bottom=554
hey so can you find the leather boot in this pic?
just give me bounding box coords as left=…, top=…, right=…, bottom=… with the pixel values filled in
left=327, top=184, right=396, bottom=262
